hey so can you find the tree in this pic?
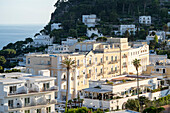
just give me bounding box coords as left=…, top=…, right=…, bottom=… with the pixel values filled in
left=61, top=57, right=75, bottom=111
left=163, top=24, right=169, bottom=39
left=143, top=106, right=165, bottom=113
left=0, top=56, right=6, bottom=66
left=96, top=37, right=107, bottom=42
left=132, top=59, right=141, bottom=112
left=125, top=30, right=130, bottom=38
left=125, top=99, right=140, bottom=111
left=154, top=35, right=158, bottom=43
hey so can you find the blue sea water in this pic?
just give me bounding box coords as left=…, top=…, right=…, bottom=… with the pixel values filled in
left=0, top=25, right=44, bottom=49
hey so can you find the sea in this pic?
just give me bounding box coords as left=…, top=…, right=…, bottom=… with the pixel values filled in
left=0, top=25, right=44, bottom=50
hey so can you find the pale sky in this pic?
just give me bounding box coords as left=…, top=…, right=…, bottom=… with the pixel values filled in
left=0, top=0, right=57, bottom=25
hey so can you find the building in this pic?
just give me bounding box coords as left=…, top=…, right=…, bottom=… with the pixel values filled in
left=86, top=28, right=103, bottom=38
left=48, top=44, right=70, bottom=54
left=51, top=23, right=62, bottom=31
left=146, top=31, right=166, bottom=43
left=33, top=35, right=54, bottom=47
left=144, top=60, right=170, bottom=79
left=82, top=75, right=169, bottom=111
left=26, top=38, right=149, bottom=102
left=0, top=72, right=57, bottom=113
left=115, top=25, right=137, bottom=36
left=47, top=37, right=78, bottom=53
left=61, top=37, right=78, bottom=46
left=82, top=14, right=100, bottom=27
left=139, top=16, right=151, bottom=25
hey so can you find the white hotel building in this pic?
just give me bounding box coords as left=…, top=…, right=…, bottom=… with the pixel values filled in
left=0, top=73, right=57, bottom=113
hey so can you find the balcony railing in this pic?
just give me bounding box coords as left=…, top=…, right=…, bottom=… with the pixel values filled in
left=108, top=60, right=119, bottom=64
left=7, top=86, right=58, bottom=96
left=87, top=63, right=94, bottom=67
left=108, top=71, right=115, bottom=75
left=6, top=99, right=57, bottom=111
left=97, top=62, right=105, bottom=66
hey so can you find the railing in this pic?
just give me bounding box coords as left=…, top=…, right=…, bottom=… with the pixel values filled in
left=7, top=86, right=58, bottom=96
left=6, top=99, right=57, bottom=110
left=87, top=63, right=94, bottom=67
left=108, top=71, right=115, bottom=75
left=97, top=62, right=105, bottom=66
left=77, top=64, right=83, bottom=68
left=97, top=73, right=103, bottom=76
left=108, top=60, right=119, bottom=64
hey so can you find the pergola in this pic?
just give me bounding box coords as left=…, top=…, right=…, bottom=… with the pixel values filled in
left=83, top=88, right=113, bottom=100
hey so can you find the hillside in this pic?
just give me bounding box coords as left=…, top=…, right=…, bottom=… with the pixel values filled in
left=43, top=0, right=169, bottom=43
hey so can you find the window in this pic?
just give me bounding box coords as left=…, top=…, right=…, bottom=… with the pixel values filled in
left=111, top=56, right=113, bottom=61
left=156, top=69, right=159, bottom=72
left=100, top=58, right=103, bottom=63
left=27, top=58, right=30, bottom=64
left=25, top=110, right=30, bottom=113
left=8, top=100, right=13, bottom=108
left=111, top=67, right=114, bottom=72
left=43, top=83, right=50, bottom=91
left=46, top=107, right=51, bottom=113
left=89, top=60, right=91, bottom=64
left=106, top=56, right=108, bottom=60
left=37, top=109, right=41, bottom=113
left=95, top=58, right=97, bottom=62
left=89, top=70, right=91, bottom=75
left=115, top=56, right=117, bottom=61
left=77, top=60, right=79, bottom=66
left=100, top=68, right=103, bottom=74
left=115, top=66, right=117, bottom=71
left=9, top=86, right=16, bottom=94
left=25, top=98, right=30, bottom=106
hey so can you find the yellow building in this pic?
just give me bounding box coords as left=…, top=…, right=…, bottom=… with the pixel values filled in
left=144, top=60, right=170, bottom=78
left=26, top=38, right=149, bottom=102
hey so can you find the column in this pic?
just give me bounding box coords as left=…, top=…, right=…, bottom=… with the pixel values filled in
left=57, top=71, right=61, bottom=101
left=68, top=71, right=71, bottom=100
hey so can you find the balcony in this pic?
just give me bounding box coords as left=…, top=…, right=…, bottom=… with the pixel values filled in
left=5, top=99, right=57, bottom=111
left=108, top=60, right=119, bottom=64
left=97, top=62, right=105, bottom=66
left=87, top=63, right=94, bottom=67
left=97, top=73, right=103, bottom=76
left=77, top=64, right=83, bottom=68
left=6, top=86, right=58, bottom=97
left=108, top=71, right=115, bottom=75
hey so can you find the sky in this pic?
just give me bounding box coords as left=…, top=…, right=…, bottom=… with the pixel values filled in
left=0, top=0, right=57, bottom=25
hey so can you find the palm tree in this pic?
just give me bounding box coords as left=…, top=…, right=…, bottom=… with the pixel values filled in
left=61, top=57, right=75, bottom=111
left=133, top=59, right=141, bottom=112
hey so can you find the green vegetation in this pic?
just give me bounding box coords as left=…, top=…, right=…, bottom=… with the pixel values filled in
left=43, top=0, right=170, bottom=42
left=125, top=95, right=170, bottom=112
left=151, top=87, right=168, bottom=93
left=65, top=107, right=108, bottom=113
left=4, top=69, right=21, bottom=73
left=143, top=106, right=165, bottom=113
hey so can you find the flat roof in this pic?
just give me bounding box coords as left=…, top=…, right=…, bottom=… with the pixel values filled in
left=0, top=78, right=25, bottom=84
left=83, top=88, right=112, bottom=94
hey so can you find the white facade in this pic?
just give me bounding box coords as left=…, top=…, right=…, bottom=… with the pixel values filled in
left=86, top=28, right=103, bottom=37
left=0, top=73, right=57, bottom=113
left=51, top=23, right=62, bottom=31
left=34, top=35, right=54, bottom=47
left=119, top=25, right=136, bottom=35
left=146, top=31, right=166, bottom=43
left=139, top=16, right=151, bottom=25
left=128, top=44, right=149, bottom=74
left=47, top=37, right=78, bottom=53
left=83, top=76, right=169, bottom=111
left=82, top=14, right=100, bottom=27
left=48, top=44, right=69, bottom=54
left=61, top=37, right=78, bottom=46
